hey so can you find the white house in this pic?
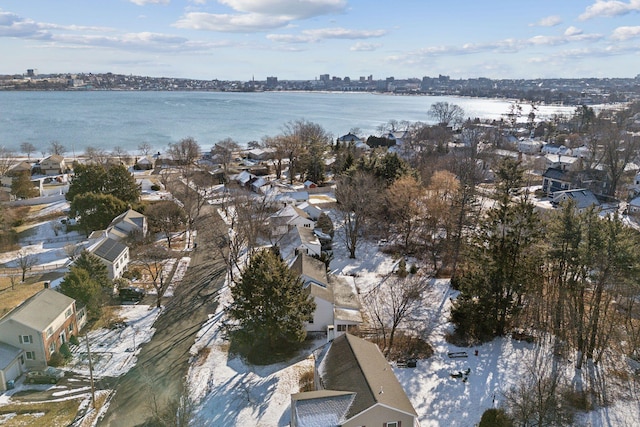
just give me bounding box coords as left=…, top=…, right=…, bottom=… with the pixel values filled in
left=278, top=227, right=321, bottom=262
left=89, top=237, right=130, bottom=280
left=296, top=201, right=323, bottom=221
left=269, top=205, right=315, bottom=237
left=291, top=254, right=362, bottom=337
left=545, top=154, right=579, bottom=172
left=552, top=188, right=600, bottom=212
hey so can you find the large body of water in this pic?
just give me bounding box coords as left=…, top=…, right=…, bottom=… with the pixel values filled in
left=0, top=91, right=578, bottom=155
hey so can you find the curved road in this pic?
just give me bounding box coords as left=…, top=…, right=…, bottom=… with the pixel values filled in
left=99, top=201, right=227, bottom=426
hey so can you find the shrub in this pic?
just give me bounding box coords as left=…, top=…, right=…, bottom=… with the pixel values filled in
left=409, top=263, right=418, bottom=274
left=150, top=184, right=161, bottom=191
left=49, top=352, right=65, bottom=367
left=60, top=342, right=72, bottom=360
left=479, top=408, right=513, bottom=427
left=69, top=335, right=80, bottom=346
left=397, top=259, right=408, bottom=278
left=299, top=368, right=314, bottom=392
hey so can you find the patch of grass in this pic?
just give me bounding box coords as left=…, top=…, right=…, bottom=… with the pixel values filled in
left=0, top=279, right=50, bottom=318
left=90, top=306, right=125, bottom=331
left=77, top=391, right=110, bottom=427
left=227, top=330, right=315, bottom=366
left=0, top=398, right=81, bottom=427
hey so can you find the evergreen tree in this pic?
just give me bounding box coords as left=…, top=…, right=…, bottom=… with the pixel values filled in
left=70, top=192, right=127, bottom=236
left=67, top=163, right=140, bottom=204
left=59, top=266, right=104, bottom=317
left=228, top=249, right=315, bottom=350
left=10, top=172, right=39, bottom=199
left=316, top=212, right=334, bottom=239
left=73, top=250, right=110, bottom=288
left=451, top=158, right=542, bottom=340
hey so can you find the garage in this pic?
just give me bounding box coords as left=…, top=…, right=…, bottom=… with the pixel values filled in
left=0, top=342, right=25, bottom=391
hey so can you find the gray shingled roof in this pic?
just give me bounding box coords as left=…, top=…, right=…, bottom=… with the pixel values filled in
left=92, top=237, right=127, bottom=262
left=291, top=253, right=328, bottom=287
left=0, top=289, right=74, bottom=332
left=318, top=334, right=418, bottom=420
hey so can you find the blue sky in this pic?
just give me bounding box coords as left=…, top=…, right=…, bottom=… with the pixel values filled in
left=1, top=0, right=640, bottom=80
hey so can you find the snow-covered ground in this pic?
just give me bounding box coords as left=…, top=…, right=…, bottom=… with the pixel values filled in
left=184, top=203, right=640, bottom=427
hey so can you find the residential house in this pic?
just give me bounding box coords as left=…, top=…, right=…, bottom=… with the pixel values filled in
left=0, top=288, right=80, bottom=369
left=542, top=168, right=573, bottom=196
left=39, top=155, right=66, bottom=175
left=291, top=334, right=419, bottom=427
left=517, top=138, right=542, bottom=154
left=0, top=342, right=24, bottom=391
left=291, top=254, right=362, bottom=337
left=275, top=191, right=309, bottom=207
left=337, top=132, right=362, bottom=145
left=297, top=201, right=323, bottom=221
left=541, top=143, right=571, bottom=156
left=89, top=236, right=130, bottom=279
left=278, top=227, right=321, bottom=261
left=245, top=148, right=275, bottom=161
left=107, top=209, right=148, bottom=241
left=552, top=188, right=600, bottom=212
left=544, top=154, right=579, bottom=172
left=135, top=156, right=155, bottom=170
left=303, top=180, right=317, bottom=189
left=269, top=205, right=315, bottom=237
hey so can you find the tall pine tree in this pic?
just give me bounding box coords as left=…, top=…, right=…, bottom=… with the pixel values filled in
left=228, top=249, right=315, bottom=350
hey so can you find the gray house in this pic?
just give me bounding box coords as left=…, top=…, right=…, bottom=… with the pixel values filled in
left=291, top=334, right=418, bottom=427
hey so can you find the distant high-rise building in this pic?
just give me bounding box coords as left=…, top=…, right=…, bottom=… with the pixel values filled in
left=320, top=74, right=330, bottom=82
left=266, top=76, right=278, bottom=87
left=26, top=69, right=35, bottom=77
left=359, top=76, right=366, bottom=82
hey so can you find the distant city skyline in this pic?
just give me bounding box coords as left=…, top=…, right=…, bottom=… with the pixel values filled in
left=2, top=1, right=640, bottom=81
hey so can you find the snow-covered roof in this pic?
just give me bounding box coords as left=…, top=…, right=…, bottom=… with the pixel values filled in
left=291, top=390, right=355, bottom=427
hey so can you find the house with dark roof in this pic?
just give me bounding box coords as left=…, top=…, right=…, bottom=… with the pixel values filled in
left=552, top=188, right=600, bottom=212
left=89, top=236, right=130, bottom=279
left=291, top=334, right=418, bottom=427
left=0, top=288, right=80, bottom=370
left=542, top=167, right=573, bottom=196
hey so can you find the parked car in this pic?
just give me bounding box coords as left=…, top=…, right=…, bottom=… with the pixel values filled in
left=26, top=367, right=65, bottom=384
left=119, top=286, right=145, bottom=303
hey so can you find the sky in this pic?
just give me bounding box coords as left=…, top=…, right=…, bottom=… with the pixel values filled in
left=1, top=0, right=640, bottom=81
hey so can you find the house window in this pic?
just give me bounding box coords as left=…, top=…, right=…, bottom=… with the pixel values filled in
left=19, top=335, right=33, bottom=344
left=384, top=422, right=399, bottom=427
left=47, top=327, right=53, bottom=337
left=66, top=308, right=73, bottom=318
left=337, top=324, right=347, bottom=332
left=25, top=351, right=35, bottom=360
left=69, top=323, right=74, bottom=334
left=49, top=341, right=56, bottom=354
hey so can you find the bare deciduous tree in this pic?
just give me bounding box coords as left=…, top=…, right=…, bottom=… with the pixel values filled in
left=20, top=142, right=36, bottom=160
left=49, top=141, right=66, bottom=156
left=335, top=171, right=380, bottom=259
left=428, top=102, right=465, bottom=128
left=136, top=246, right=174, bottom=308
left=0, top=147, right=17, bottom=176
left=363, top=274, right=429, bottom=357
left=16, top=250, right=37, bottom=282
left=211, top=138, right=240, bottom=174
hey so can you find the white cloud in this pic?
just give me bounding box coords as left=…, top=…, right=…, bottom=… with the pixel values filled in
left=579, top=0, right=640, bottom=20
left=128, top=0, right=170, bottom=5
left=350, top=42, right=381, bottom=51
left=611, top=25, right=640, bottom=40
left=174, top=12, right=290, bottom=32
left=564, top=26, right=583, bottom=36
left=530, top=15, right=562, bottom=27
left=267, top=27, right=386, bottom=43
left=218, top=0, right=346, bottom=19
left=174, top=0, right=347, bottom=33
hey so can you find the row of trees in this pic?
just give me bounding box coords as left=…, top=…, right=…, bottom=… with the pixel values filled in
left=451, top=158, right=640, bottom=370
